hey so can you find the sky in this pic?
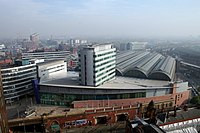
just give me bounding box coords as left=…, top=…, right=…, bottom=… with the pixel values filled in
left=1, top=0, right=200, bottom=39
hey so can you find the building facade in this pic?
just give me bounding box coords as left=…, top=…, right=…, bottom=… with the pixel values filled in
left=30, top=33, right=39, bottom=45
left=1, top=64, right=37, bottom=103
left=37, top=60, right=67, bottom=83
left=22, top=51, right=70, bottom=62
left=0, top=70, right=8, bottom=133
left=36, top=74, right=190, bottom=108
left=79, top=44, right=116, bottom=86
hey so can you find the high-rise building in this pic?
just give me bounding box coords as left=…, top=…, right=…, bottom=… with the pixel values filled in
left=30, top=33, right=39, bottom=49
left=0, top=70, right=8, bottom=133
left=79, top=43, right=116, bottom=86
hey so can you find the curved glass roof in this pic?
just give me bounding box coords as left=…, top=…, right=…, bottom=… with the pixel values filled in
left=116, top=51, right=176, bottom=81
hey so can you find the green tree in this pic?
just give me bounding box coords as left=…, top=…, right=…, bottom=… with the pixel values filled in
left=190, top=96, right=200, bottom=104
left=197, top=86, right=200, bottom=92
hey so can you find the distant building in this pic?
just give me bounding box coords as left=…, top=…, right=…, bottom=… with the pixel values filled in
left=0, top=44, right=5, bottom=50
left=22, top=51, right=70, bottom=62
left=80, top=40, right=87, bottom=44
left=15, top=59, right=30, bottom=66
left=79, top=43, right=116, bottom=86
left=22, top=39, right=33, bottom=51
left=69, top=39, right=87, bottom=47
left=0, top=59, right=13, bottom=67
left=127, top=42, right=147, bottom=51
left=29, top=59, right=44, bottom=64
left=67, top=55, right=78, bottom=70
left=0, top=70, right=8, bottom=133
left=30, top=33, right=39, bottom=48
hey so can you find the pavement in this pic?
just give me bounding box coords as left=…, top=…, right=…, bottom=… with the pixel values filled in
left=6, top=96, right=89, bottom=120
left=6, top=97, right=35, bottom=119
left=61, top=122, right=126, bottom=133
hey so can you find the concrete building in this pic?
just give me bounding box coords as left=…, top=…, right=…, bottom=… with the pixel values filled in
left=127, top=42, right=147, bottom=51
left=22, top=39, right=33, bottom=51
left=79, top=43, right=116, bottom=86
left=1, top=64, right=37, bottom=103
left=0, top=44, right=5, bottom=50
left=70, top=39, right=87, bottom=47
left=34, top=71, right=190, bottom=108
left=22, top=51, right=70, bottom=62
left=0, top=71, right=8, bottom=133
left=37, top=60, right=67, bottom=83
left=30, top=33, right=39, bottom=46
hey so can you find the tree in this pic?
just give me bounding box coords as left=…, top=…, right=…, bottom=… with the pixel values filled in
left=190, top=96, right=200, bottom=105
left=197, top=86, right=200, bottom=92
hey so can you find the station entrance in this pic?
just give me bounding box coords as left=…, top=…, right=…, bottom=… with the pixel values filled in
left=96, top=116, right=108, bottom=124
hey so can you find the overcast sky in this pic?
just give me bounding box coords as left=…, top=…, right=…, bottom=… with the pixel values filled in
left=1, top=0, right=200, bottom=39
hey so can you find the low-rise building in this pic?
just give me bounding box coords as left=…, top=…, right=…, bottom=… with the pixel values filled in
left=22, top=51, right=70, bottom=61
left=36, top=60, right=67, bottom=83
left=34, top=72, right=190, bottom=108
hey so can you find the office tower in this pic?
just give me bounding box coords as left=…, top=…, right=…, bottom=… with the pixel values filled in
left=79, top=43, right=116, bottom=86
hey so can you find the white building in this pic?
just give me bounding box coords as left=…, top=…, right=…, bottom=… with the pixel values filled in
left=128, top=42, right=147, bottom=51
left=0, top=44, right=5, bottom=50
left=1, top=64, right=37, bottom=103
left=79, top=43, right=116, bottom=86
left=37, top=60, right=67, bottom=83
left=22, top=51, right=70, bottom=61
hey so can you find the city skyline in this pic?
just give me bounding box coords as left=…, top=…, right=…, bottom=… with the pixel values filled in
left=1, top=0, right=200, bottom=39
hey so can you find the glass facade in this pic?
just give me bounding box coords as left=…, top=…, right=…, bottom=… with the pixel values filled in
left=40, top=92, right=146, bottom=106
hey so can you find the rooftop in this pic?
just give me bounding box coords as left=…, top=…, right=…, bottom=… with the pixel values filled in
left=40, top=71, right=170, bottom=90
left=166, top=108, right=200, bottom=123
left=116, top=51, right=176, bottom=81
left=36, top=59, right=65, bottom=67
